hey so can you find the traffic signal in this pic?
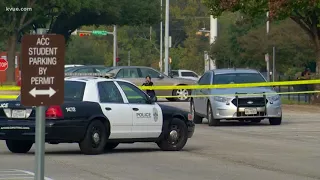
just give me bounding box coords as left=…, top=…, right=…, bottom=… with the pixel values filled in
left=79, top=32, right=91, bottom=37
left=116, top=57, right=120, bottom=62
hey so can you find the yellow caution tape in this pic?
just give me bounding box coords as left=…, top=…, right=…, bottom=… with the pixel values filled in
left=0, top=95, right=18, bottom=99
left=0, top=90, right=318, bottom=100
left=0, top=79, right=319, bottom=91
left=138, top=79, right=320, bottom=90
left=0, top=86, right=20, bottom=91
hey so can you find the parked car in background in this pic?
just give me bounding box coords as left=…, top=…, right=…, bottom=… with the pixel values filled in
left=99, top=66, right=197, bottom=101
left=65, top=65, right=109, bottom=73
left=65, top=64, right=83, bottom=68
left=191, top=68, right=282, bottom=126
left=65, top=64, right=84, bottom=72
left=170, top=69, right=200, bottom=81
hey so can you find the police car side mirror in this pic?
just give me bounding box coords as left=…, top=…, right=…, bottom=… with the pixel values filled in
left=147, top=95, right=156, bottom=104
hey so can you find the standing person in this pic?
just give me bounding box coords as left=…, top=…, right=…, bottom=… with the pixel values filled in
left=142, top=75, right=157, bottom=101
left=298, top=68, right=312, bottom=93
left=300, top=68, right=311, bottom=80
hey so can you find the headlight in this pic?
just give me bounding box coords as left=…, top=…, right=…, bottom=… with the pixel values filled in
left=213, top=96, right=229, bottom=102
left=269, top=95, right=280, bottom=101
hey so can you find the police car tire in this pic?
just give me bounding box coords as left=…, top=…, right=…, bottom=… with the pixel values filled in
left=207, top=103, right=219, bottom=126
left=269, top=117, right=282, bottom=125
left=6, top=140, right=33, bottom=153
left=157, top=118, right=188, bottom=151
left=79, top=120, right=107, bottom=155
left=104, top=142, right=119, bottom=151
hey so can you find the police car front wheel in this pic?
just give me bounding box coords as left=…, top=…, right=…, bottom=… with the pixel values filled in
left=79, top=120, right=108, bottom=155
left=157, top=118, right=188, bottom=151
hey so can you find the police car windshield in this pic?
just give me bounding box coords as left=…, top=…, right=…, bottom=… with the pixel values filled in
left=213, top=73, right=266, bottom=84
left=16, top=81, right=85, bottom=102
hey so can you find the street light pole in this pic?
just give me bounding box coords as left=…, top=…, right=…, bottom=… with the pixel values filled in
left=160, top=0, right=163, bottom=72
left=113, top=25, right=117, bottom=67
left=209, top=15, right=217, bottom=70
left=164, top=0, right=169, bottom=76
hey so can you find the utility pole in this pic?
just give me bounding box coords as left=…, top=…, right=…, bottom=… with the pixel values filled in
left=160, top=0, right=163, bottom=72
left=150, top=26, right=152, bottom=41
left=164, top=0, right=169, bottom=76
left=273, top=47, right=275, bottom=81
left=128, top=50, right=131, bottom=66
left=266, top=12, right=270, bottom=81
left=113, top=25, right=117, bottom=67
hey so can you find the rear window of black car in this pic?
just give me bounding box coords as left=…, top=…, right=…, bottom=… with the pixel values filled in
left=16, top=81, right=86, bottom=102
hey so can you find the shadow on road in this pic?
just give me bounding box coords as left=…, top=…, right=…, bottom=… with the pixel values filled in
left=0, top=147, right=162, bottom=156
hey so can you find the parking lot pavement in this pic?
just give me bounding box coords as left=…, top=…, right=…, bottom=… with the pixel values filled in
left=0, top=102, right=320, bottom=180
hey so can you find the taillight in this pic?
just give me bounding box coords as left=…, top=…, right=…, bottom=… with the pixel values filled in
left=46, top=106, right=63, bottom=118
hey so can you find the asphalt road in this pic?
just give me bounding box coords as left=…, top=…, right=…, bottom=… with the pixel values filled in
left=0, top=101, right=320, bottom=180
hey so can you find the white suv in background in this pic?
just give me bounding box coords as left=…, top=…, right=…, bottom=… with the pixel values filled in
left=170, top=69, right=200, bottom=81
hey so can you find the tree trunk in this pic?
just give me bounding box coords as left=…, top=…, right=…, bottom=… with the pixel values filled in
left=311, top=49, right=320, bottom=104
left=6, top=34, right=17, bottom=84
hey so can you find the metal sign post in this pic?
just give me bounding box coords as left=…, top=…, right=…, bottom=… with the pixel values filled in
left=21, top=33, right=65, bottom=180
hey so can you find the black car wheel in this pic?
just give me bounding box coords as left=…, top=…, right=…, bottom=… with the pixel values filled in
left=172, top=89, right=191, bottom=101
left=269, top=117, right=282, bottom=125
left=79, top=120, right=107, bottom=155
left=157, top=118, right=188, bottom=151
left=6, top=140, right=33, bottom=153
left=191, top=100, right=202, bottom=124
left=207, top=102, right=220, bottom=126
left=104, top=142, right=119, bottom=151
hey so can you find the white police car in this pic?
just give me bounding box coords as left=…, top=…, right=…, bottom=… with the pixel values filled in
left=0, top=76, right=195, bottom=155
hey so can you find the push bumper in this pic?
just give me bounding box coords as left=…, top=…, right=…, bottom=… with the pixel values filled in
left=0, top=119, right=87, bottom=143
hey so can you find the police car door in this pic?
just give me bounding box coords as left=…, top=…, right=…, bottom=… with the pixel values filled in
left=116, top=81, right=163, bottom=139
left=97, top=81, right=133, bottom=139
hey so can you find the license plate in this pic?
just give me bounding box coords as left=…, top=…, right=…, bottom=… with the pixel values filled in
left=244, top=108, right=257, bottom=115
left=11, top=110, right=26, bottom=118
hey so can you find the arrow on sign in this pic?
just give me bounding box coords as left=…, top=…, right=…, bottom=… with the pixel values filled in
left=29, top=87, right=56, bottom=97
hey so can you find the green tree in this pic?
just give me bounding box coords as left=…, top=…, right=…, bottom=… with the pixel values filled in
left=0, top=0, right=160, bottom=83
left=65, top=24, right=160, bottom=68
left=0, top=0, right=46, bottom=83
left=168, top=0, right=210, bottom=74
left=202, top=0, right=320, bottom=102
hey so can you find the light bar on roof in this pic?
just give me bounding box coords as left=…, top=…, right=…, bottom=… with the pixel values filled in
left=64, top=73, right=115, bottom=78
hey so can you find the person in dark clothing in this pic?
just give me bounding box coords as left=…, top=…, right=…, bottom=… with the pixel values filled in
left=300, top=68, right=311, bottom=79
left=297, top=68, right=312, bottom=91
left=142, top=75, right=157, bottom=101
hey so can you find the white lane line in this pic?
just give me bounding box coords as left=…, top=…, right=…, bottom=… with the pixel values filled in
left=13, top=170, right=54, bottom=180
left=0, top=170, right=21, bottom=173
left=0, top=177, right=33, bottom=179
left=0, top=169, right=54, bottom=180
left=0, top=174, right=31, bottom=176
